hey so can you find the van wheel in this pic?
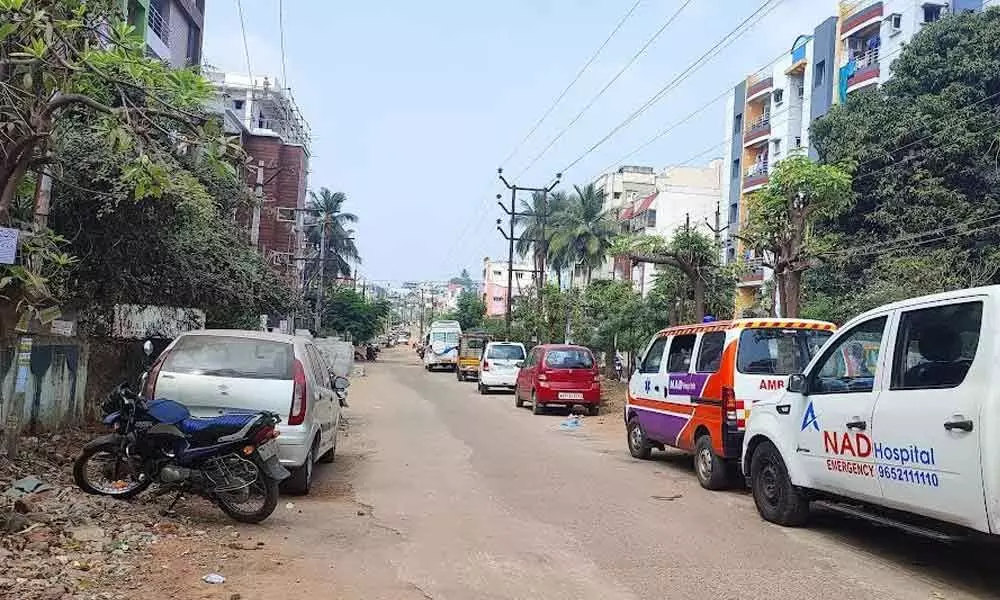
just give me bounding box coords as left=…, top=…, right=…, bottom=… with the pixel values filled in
left=283, top=446, right=314, bottom=495
left=750, top=441, right=809, bottom=526
left=531, top=390, right=544, bottom=415
left=514, top=386, right=524, bottom=408
left=626, top=416, right=652, bottom=460
left=694, top=435, right=730, bottom=490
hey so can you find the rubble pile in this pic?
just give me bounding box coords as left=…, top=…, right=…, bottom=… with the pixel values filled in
left=0, top=433, right=196, bottom=600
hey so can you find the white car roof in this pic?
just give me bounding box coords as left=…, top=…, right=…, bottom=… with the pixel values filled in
left=845, top=285, right=999, bottom=328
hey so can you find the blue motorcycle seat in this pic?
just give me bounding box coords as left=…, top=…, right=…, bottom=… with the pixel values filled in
left=178, top=413, right=257, bottom=435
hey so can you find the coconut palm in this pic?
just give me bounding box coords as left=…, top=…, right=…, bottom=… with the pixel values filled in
left=306, top=187, right=360, bottom=278
left=514, top=190, right=567, bottom=285
left=547, top=183, right=616, bottom=285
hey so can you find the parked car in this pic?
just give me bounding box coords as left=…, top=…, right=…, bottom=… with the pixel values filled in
left=515, top=344, right=601, bottom=415
left=626, top=318, right=836, bottom=490
left=478, top=341, right=526, bottom=394
left=743, top=286, right=996, bottom=541
left=145, top=329, right=341, bottom=495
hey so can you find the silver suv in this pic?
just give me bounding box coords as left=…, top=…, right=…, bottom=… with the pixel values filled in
left=147, top=330, right=341, bottom=495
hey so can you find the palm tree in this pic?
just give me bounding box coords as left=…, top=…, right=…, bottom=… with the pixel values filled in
left=514, top=190, right=567, bottom=286
left=306, top=187, right=360, bottom=279
left=547, top=183, right=616, bottom=285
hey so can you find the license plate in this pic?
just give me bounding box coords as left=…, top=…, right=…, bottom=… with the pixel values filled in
left=257, top=439, right=278, bottom=460
left=558, top=392, right=584, bottom=400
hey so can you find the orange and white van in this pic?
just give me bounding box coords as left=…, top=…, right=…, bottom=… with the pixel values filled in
left=625, top=318, right=836, bottom=490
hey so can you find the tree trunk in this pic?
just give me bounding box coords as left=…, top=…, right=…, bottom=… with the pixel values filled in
left=692, top=276, right=706, bottom=321
left=784, top=270, right=802, bottom=318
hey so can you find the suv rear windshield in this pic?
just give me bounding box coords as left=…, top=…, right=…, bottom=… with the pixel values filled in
left=737, top=328, right=832, bottom=375
left=488, top=344, right=525, bottom=360
left=544, top=348, right=594, bottom=369
left=162, top=335, right=295, bottom=380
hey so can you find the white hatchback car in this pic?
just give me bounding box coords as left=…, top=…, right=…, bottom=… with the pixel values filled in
left=478, top=341, right=526, bottom=394
left=147, top=330, right=343, bottom=496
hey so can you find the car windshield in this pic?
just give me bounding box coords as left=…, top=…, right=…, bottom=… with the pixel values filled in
left=737, top=328, right=833, bottom=375
left=431, top=331, right=460, bottom=344
left=488, top=345, right=525, bottom=360
left=162, top=335, right=295, bottom=380
left=544, top=348, right=593, bottom=369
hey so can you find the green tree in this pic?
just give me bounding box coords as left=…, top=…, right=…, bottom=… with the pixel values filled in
left=452, top=290, right=486, bottom=330
left=322, top=285, right=388, bottom=342
left=306, top=188, right=359, bottom=278
left=807, top=8, right=1000, bottom=319
left=449, top=268, right=474, bottom=290
left=515, top=190, right=568, bottom=282
left=548, top=184, right=616, bottom=285
left=740, top=154, right=851, bottom=317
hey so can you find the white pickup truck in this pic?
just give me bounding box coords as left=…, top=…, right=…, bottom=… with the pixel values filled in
left=743, top=286, right=999, bottom=540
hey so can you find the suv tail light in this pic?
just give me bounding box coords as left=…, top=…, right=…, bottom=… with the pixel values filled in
left=722, top=386, right=745, bottom=431
left=482, top=360, right=490, bottom=371
left=288, top=359, right=308, bottom=426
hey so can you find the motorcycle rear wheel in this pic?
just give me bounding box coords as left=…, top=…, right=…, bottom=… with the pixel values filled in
left=73, top=442, right=150, bottom=499
left=214, top=472, right=279, bottom=524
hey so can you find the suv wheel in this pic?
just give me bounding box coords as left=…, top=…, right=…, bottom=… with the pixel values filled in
left=694, top=435, right=730, bottom=490
left=626, top=416, right=652, bottom=459
left=750, top=440, right=809, bottom=526
left=284, top=446, right=314, bottom=495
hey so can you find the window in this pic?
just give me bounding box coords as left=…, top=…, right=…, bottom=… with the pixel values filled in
left=890, top=302, right=982, bottom=390
left=544, top=348, right=594, bottom=369
left=276, top=207, right=296, bottom=222
left=493, top=270, right=502, bottom=277
left=613, top=191, right=622, bottom=199
left=734, top=113, right=743, bottom=135
left=773, top=88, right=784, bottom=105
left=162, top=335, right=294, bottom=380
left=306, top=345, right=330, bottom=388
left=739, top=328, right=833, bottom=375
left=666, top=334, right=697, bottom=373
left=796, top=85, right=804, bottom=100
left=889, top=12, right=903, bottom=31
left=772, top=139, right=782, bottom=158
left=809, top=317, right=886, bottom=394
left=923, top=4, right=942, bottom=22
left=696, top=332, right=726, bottom=373
left=644, top=209, right=657, bottom=228
left=431, top=331, right=459, bottom=344
left=813, top=60, right=826, bottom=88
left=794, top=136, right=802, bottom=148
left=233, top=99, right=245, bottom=110
left=732, top=159, right=741, bottom=179
left=640, top=337, right=668, bottom=374
left=487, top=344, right=525, bottom=360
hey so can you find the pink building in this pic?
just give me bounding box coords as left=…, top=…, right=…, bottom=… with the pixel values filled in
left=481, top=257, right=534, bottom=317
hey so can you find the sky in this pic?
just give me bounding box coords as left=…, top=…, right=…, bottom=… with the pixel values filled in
left=203, top=0, right=835, bottom=285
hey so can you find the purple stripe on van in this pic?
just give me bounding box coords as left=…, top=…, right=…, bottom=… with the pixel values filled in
left=667, top=373, right=710, bottom=397
left=635, top=407, right=691, bottom=446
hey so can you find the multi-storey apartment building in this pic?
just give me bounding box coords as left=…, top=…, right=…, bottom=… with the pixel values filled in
left=482, top=257, right=535, bottom=318
left=720, top=0, right=997, bottom=315
left=123, top=0, right=204, bottom=68
left=592, top=165, right=658, bottom=215
left=205, top=70, right=312, bottom=290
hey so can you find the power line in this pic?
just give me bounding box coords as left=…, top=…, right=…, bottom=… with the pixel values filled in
left=278, top=0, right=288, bottom=87
left=499, top=0, right=644, bottom=169
left=560, top=0, right=786, bottom=175
left=515, top=0, right=696, bottom=178
left=821, top=213, right=1000, bottom=260
left=235, top=0, right=253, bottom=82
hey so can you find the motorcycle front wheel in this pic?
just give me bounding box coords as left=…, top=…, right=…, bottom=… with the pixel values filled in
left=214, top=471, right=279, bottom=524
left=73, top=441, right=150, bottom=499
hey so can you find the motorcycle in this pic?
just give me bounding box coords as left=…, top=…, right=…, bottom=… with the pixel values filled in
left=73, top=344, right=290, bottom=523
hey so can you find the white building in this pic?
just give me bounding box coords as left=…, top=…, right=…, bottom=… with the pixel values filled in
left=592, top=165, right=658, bottom=214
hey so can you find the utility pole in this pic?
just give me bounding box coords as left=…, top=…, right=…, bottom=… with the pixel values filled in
left=315, top=215, right=327, bottom=332
left=419, top=288, right=425, bottom=340
left=496, top=169, right=561, bottom=341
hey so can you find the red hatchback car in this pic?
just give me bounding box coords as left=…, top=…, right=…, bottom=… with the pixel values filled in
left=514, top=344, right=601, bottom=416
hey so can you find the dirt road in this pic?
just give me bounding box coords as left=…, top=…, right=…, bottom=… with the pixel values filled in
left=140, top=348, right=1000, bottom=599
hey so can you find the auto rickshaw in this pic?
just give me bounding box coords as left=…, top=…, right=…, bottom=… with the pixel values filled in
left=456, top=331, right=491, bottom=382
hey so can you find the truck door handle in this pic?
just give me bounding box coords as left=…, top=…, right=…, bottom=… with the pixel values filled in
left=776, top=404, right=791, bottom=415
left=944, top=419, right=974, bottom=432
left=846, top=419, right=867, bottom=431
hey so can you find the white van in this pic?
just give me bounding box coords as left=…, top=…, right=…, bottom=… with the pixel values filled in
left=743, top=286, right=997, bottom=540
left=423, top=320, right=462, bottom=371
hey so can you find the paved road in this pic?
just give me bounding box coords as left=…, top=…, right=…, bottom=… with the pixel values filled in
left=160, top=348, right=1000, bottom=599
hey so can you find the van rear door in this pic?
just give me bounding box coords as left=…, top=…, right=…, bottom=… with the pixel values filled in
left=154, top=334, right=295, bottom=417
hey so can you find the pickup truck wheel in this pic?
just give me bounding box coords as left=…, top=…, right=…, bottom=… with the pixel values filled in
left=750, top=441, right=809, bottom=526
left=694, top=435, right=730, bottom=490
left=626, top=416, right=652, bottom=460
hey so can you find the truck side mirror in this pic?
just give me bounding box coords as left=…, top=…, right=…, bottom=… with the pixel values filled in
left=787, top=373, right=806, bottom=394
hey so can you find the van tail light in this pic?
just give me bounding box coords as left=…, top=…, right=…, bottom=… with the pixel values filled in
left=288, top=359, right=308, bottom=426
left=482, top=360, right=490, bottom=371
left=722, top=386, right=745, bottom=431
left=144, top=354, right=165, bottom=400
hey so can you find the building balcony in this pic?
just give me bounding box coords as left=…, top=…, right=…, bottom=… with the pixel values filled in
left=146, top=2, right=170, bottom=59
left=743, top=113, right=771, bottom=147
left=740, top=258, right=766, bottom=286
left=746, top=75, right=773, bottom=103
left=743, top=160, right=769, bottom=192
left=846, top=47, right=880, bottom=92
left=841, top=1, right=883, bottom=39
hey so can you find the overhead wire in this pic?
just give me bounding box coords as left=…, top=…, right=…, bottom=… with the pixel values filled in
left=499, top=0, right=644, bottom=169
left=278, top=0, right=289, bottom=87
left=235, top=0, right=253, bottom=83
left=515, top=0, right=696, bottom=178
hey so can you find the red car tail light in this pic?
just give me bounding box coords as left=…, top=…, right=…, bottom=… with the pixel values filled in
left=288, top=359, right=308, bottom=426
left=482, top=360, right=490, bottom=371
